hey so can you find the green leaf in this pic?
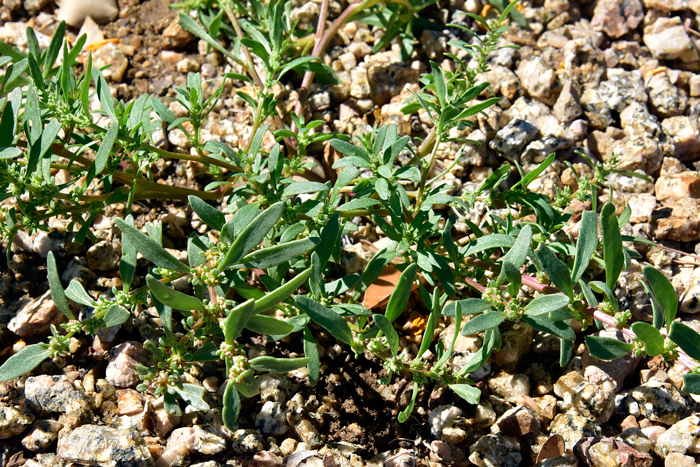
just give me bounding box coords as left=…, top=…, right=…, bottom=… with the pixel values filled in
left=189, top=196, right=225, bottom=231
left=174, top=383, right=210, bottom=411
left=631, top=322, right=664, bottom=357
left=245, top=315, right=294, bottom=335
left=373, top=314, right=399, bottom=357
left=222, top=381, right=240, bottom=431
left=303, top=326, right=320, bottom=387
left=430, top=61, right=447, bottom=108
left=94, top=67, right=116, bottom=122
left=224, top=299, right=256, bottom=344
left=442, top=299, right=491, bottom=317
left=179, top=12, right=235, bottom=61
left=417, top=296, right=441, bottom=360
left=336, top=198, right=382, bottom=212
left=218, top=202, right=284, bottom=273
left=669, top=322, right=700, bottom=361
left=295, top=296, right=353, bottom=345
left=398, top=382, right=418, bottom=423
left=601, top=202, right=624, bottom=291
left=116, top=219, right=190, bottom=273
left=512, top=152, right=555, bottom=190
left=163, top=391, right=181, bottom=415
left=560, top=338, right=572, bottom=367
left=462, top=234, right=515, bottom=256
left=330, top=139, right=370, bottom=160
left=316, top=214, right=341, bottom=268
left=189, top=342, right=219, bottom=362
left=682, top=373, right=700, bottom=394
left=449, top=384, right=480, bottom=404
left=65, top=280, right=97, bottom=307
left=643, top=266, right=677, bottom=326
left=585, top=335, right=634, bottom=360
left=523, top=315, right=576, bottom=341
left=94, top=123, right=118, bottom=176
left=102, top=305, right=130, bottom=328
left=234, top=372, right=260, bottom=398
left=249, top=356, right=310, bottom=373
left=276, top=55, right=319, bottom=81
left=461, top=311, right=506, bottom=336
left=120, top=215, right=136, bottom=291
left=535, top=244, right=574, bottom=299
left=385, top=263, right=417, bottom=323
left=640, top=280, right=664, bottom=330
left=523, top=294, right=570, bottom=316
left=282, top=182, right=329, bottom=197
left=146, top=275, right=204, bottom=312
left=47, top=251, right=74, bottom=320
left=566, top=209, right=595, bottom=283
left=0, top=344, right=52, bottom=382
left=239, top=237, right=319, bottom=269
left=253, top=268, right=311, bottom=314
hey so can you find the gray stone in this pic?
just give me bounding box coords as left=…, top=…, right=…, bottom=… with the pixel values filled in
left=58, top=425, right=153, bottom=467
left=646, top=72, right=687, bottom=118
left=631, top=380, right=688, bottom=425
left=489, top=118, right=538, bottom=162
left=255, top=401, right=288, bottom=436
left=25, top=375, right=91, bottom=414
left=663, top=116, right=700, bottom=162
left=22, top=420, right=63, bottom=452
left=590, top=0, right=643, bottom=38
left=580, top=89, right=615, bottom=131
left=469, top=434, right=521, bottom=467
left=552, top=81, right=582, bottom=124
left=87, top=241, right=120, bottom=271
left=515, top=56, right=562, bottom=106
left=0, top=405, right=34, bottom=439
left=429, top=405, right=462, bottom=438
left=23, top=0, right=48, bottom=12
left=231, top=429, right=265, bottom=455
left=56, top=0, right=119, bottom=27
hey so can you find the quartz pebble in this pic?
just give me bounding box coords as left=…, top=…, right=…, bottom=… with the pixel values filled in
left=631, top=380, right=688, bottom=425
left=0, top=405, right=34, bottom=439
left=654, top=414, right=700, bottom=459
left=106, top=342, right=151, bottom=388
left=25, top=375, right=91, bottom=414
left=22, top=420, right=63, bottom=452
left=57, top=425, right=153, bottom=467
left=8, top=290, right=66, bottom=337
left=468, top=434, right=521, bottom=467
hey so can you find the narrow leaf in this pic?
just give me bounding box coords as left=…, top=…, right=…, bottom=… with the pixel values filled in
left=631, top=321, right=664, bottom=357
left=385, top=263, right=417, bottom=323
left=461, top=311, right=506, bottom=336
left=47, top=251, right=74, bottom=319
left=224, top=299, right=256, bottom=344
left=249, top=356, right=310, bottom=373
left=643, top=266, right=677, bottom=326
left=116, top=219, right=190, bottom=272
left=0, top=344, right=52, bottom=382
left=174, top=383, right=210, bottom=411
left=669, top=322, right=700, bottom=361
left=147, top=275, right=204, bottom=312
left=535, top=244, right=574, bottom=299
left=449, top=384, right=480, bottom=404
left=222, top=381, right=240, bottom=431
left=295, top=296, right=353, bottom=345
left=189, top=196, right=225, bottom=231
left=373, top=314, right=399, bottom=357
left=571, top=210, right=598, bottom=284
left=585, top=335, right=634, bottom=360
left=601, top=202, right=623, bottom=291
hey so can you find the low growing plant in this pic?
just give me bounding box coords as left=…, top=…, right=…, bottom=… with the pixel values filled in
left=2, top=0, right=700, bottom=433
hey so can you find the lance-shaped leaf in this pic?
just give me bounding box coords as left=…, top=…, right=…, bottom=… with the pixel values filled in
left=585, top=335, right=634, bottom=360
left=295, top=296, right=353, bottom=345
left=669, top=322, right=700, bottom=361
left=116, top=218, right=190, bottom=273
left=535, top=244, right=574, bottom=299
left=571, top=210, right=598, bottom=284
left=188, top=196, right=225, bottom=231
left=450, top=384, right=480, bottom=404
left=65, top=280, right=97, bottom=307
left=631, top=322, right=664, bottom=357
left=102, top=305, right=130, bottom=328
left=238, top=237, right=319, bottom=269
left=174, top=383, right=210, bottom=411
left=222, top=381, right=241, bottom=431
left=245, top=315, right=294, bottom=335
left=189, top=342, right=219, bottom=362
left=385, top=263, right=417, bottom=323
left=234, top=372, right=260, bottom=398
left=523, top=315, right=576, bottom=341
left=253, top=268, right=311, bottom=314
left=601, top=202, right=623, bottom=291
left=436, top=302, right=463, bottom=368
left=397, top=382, right=418, bottom=423
left=224, top=299, right=256, bottom=344
left=218, top=202, right=284, bottom=273
left=249, top=356, right=310, bottom=373
left=443, top=299, right=491, bottom=317
left=47, top=251, right=74, bottom=320
left=417, top=291, right=440, bottom=360
left=0, top=343, right=52, bottom=382
left=120, top=215, right=137, bottom=291
left=461, top=311, right=507, bottom=336
left=373, top=314, right=399, bottom=357
left=523, top=294, right=570, bottom=317
left=303, top=326, right=320, bottom=387
left=643, top=266, right=677, bottom=326
left=147, top=275, right=205, bottom=312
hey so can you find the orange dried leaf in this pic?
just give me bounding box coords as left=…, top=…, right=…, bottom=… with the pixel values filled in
left=363, top=265, right=403, bottom=310
left=85, top=38, right=120, bottom=52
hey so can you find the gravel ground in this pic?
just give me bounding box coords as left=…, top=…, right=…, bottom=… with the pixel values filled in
left=2, top=0, right=700, bottom=466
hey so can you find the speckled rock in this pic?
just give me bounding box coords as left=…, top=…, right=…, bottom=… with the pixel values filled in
left=0, top=405, right=34, bottom=439
left=469, top=434, right=521, bottom=467
left=92, top=43, right=128, bottom=83
left=655, top=171, right=700, bottom=205
left=193, top=425, right=227, bottom=455
left=590, top=0, right=643, bottom=38
left=643, top=17, right=699, bottom=63
left=57, top=425, right=153, bottom=467
left=22, top=420, right=63, bottom=452
left=255, top=401, right=288, bottom=436
left=535, top=456, right=579, bottom=467
left=662, top=116, right=700, bottom=162
left=663, top=452, right=697, bottom=467
left=8, top=291, right=67, bottom=337
left=368, top=61, right=419, bottom=106
left=582, top=330, right=642, bottom=389
left=574, top=368, right=617, bottom=424
left=105, top=342, right=151, bottom=388
left=429, top=405, right=462, bottom=438
left=87, top=241, right=120, bottom=271
left=552, top=80, right=582, bottom=124
left=580, top=88, right=615, bottom=130
left=488, top=372, right=530, bottom=402
left=549, top=411, right=602, bottom=450
left=231, top=429, right=265, bottom=455
left=651, top=198, right=700, bottom=242
left=489, top=118, right=539, bottom=162
left=494, top=323, right=533, bottom=372
left=654, top=414, right=700, bottom=459
left=631, top=380, right=688, bottom=425
left=25, top=375, right=91, bottom=414
left=646, top=72, right=687, bottom=118
left=680, top=268, right=700, bottom=314
left=618, top=427, right=652, bottom=455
